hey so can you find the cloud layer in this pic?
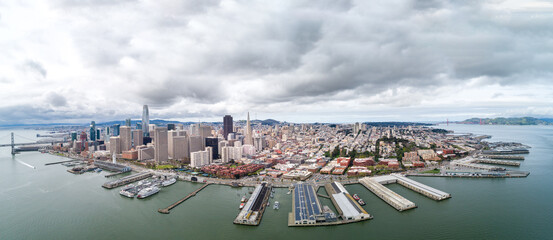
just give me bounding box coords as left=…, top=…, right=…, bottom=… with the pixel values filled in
left=1, top=0, right=552, bottom=124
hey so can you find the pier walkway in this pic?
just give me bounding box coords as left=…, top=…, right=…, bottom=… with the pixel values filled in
left=158, top=183, right=210, bottom=214
left=392, top=174, right=451, bottom=200
left=481, top=155, right=524, bottom=160
left=44, top=159, right=80, bottom=166
left=359, top=177, right=416, bottom=211
left=474, top=159, right=520, bottom=166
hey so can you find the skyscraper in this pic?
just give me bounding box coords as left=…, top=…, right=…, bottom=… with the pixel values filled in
left=90, top=121, right=96, bottom=141
left=120, top=126, right=132, bottom=152
left=245, top=112, right=253, bottom=145
left=132, top=129, right=143, bottom=147
left=205, top=137, right=219, bottom=160
left=125, top=118, right=132, bottom=127
left=142, top=105, right=149, bottom=137
left=154, top=127, right=168, bottom=163
left=223, top=115, right=233, bottom=140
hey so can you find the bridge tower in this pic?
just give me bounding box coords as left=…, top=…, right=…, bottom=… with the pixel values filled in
left=11, top=132, right=15, bottom=155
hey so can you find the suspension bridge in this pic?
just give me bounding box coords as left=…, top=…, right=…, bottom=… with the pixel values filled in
left=0, top=132, right=66, bottom=155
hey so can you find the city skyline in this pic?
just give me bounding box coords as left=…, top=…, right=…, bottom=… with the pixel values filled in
left=1, top=0, right=553, bottom=125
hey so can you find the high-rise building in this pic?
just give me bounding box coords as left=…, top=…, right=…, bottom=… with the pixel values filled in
left=223, top=115, right=233, bottom=140
left=167, top=123, right=175, bottom=131
left=142, top=105, right=149, bottom=137
left=190, top=123, right=200, bottom=136
left=120, top=126, right=132, bottom=152
left=190, top=150, right=210, bottom=168
left=132, top=129, right=143, bottom=147
left=90, top=121, right=96, bottom=141
left=125, top=118, right=132, bottom=127
left=112, top=124, right=120, bottom=136
left=154, top=127, right=168, bottom=163
left=189, top=136, right=203, bottom=153
left=109, top=136, right=121, bottom=155
left=245, top=112, right=253, bottom=145
left=205, top=137, right=219, bottom=160
left=168, top=130, right=189, bottom=161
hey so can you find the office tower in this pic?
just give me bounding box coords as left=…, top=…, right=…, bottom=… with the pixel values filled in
left=136, top=123, right=142, bottom=132
left=190, top=123, right=200, bottom=136
left=200, top=125, right=212, bottom=139
left=218, top=140, right=228, bottom=157
left=167, top=123, right=175, bottom=131
left=90, top=121, right=96, bottom=141
left=125, top=118, right=132, bottom=127
left=168, top=130, right=188, bottom=161
left=109, top=136, right=121, bottom=154
left=154, top=127, right=168, bottom=163
left=205, top=137, right=219, bottom=159
left=189, top=136, right=203, bottom=153
left=71, top=132, right=77, bottom=141
left=142, top=105, right=149, bottom=137
left=112, top=124, right=120, bottom=136
left=254, top=135, right=264, bottom=152
left=223, top=115, right=233, bottom=140
left=120, top=126, right=132, bottom=151
left=132, top=129, right=143, bottom=147
left=96, top=129, right=100, bottom=140
left=245, top=112, right=253, bottom=145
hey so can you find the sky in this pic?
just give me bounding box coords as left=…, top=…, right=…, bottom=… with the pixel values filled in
left=1, top=0, right=553, bottom=124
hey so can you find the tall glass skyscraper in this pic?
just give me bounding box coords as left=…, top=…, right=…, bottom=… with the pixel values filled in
left=223, top=115, right=233, bottom=140
left=142, top=105, right=149, bottom=137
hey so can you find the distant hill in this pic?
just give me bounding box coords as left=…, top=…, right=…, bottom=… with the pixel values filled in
left=458, top=117, right=552, bottom=125
left=363, top=122, right=432, bottom=127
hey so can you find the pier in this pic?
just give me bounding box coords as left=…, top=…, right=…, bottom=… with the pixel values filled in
left=481, top=155, right=524, bottom=160
left=359, top=177, right=416, bottom=211
left=104, top=171, right=126, bottom=178
left=234, top=183, right=272, bottom=226
left=474, top=159, right=521, bottom=166
left=45, top=159, right=81, bottom=166
left=102, top=172, right=153, bottom=189
left=158, top=183, right=210, bottom=214
left=392, top=174, right=451, bottom=200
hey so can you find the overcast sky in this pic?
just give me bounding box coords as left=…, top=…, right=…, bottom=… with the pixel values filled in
left=1, top=0, right=552, bottom=124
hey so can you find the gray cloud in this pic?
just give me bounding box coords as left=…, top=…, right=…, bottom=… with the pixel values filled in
left=1, top=0, right=552, bottom=123
left=23, top=60, right=47, bottom=78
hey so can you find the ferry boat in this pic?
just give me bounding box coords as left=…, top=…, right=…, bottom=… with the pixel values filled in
left=273, top=201, right=280, bottom=210
left=239, top=203, right=245, bottom=210
left=241, top=196, right=247, bottom=203
left=137, top=186, right=160, bottom=199
left=119, top=184, right=136, bottom=198
left=353, top=194, right=360, bottom=201
left=358, top=199, right=366, bottom=206
left=161, top=178, right=177, bottom=187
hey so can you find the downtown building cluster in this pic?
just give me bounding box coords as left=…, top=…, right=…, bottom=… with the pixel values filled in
left=52, top=106, right=471, bottom=181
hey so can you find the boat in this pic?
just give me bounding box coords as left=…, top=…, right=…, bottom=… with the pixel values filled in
left=239, top=203, right=245, bottom=209
left=241, top=196, right=247, bottom=203
left=119, top=184, right=136, bottom=198
left=358, top=199, right=366, bottom=206
left=161, top=178, right=177, bottom=187
left=273, top=201, right=280, bottom=210
left=95, top=168, right=102, bottom=173
left=137, top=186, right=160, bottom=199
left=353, top=194, right=360, bottom=201
left=270, top=193, right=274, bottom=198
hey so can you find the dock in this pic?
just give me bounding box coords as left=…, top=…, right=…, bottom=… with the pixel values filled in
left=158, top=183, right=210, bottom=214
left=481, top=155, right=524, bottom=160
left=234, top=183, right=272, bottom=226
left=45, top=159, right=80, bottom=166
left=359, top=177, right=416, bottom=211
left=392, top=174, right=451, bottom=200
left=102, top=172, right=152, bottom=189
left=104, top=171, right=126, bottom=178
left=474, top=159, right=520, bottom=166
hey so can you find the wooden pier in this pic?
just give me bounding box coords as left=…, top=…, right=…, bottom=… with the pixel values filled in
left=104, top=171, right=125, bottom=178
left=158, top=183, right=210, bottom=214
